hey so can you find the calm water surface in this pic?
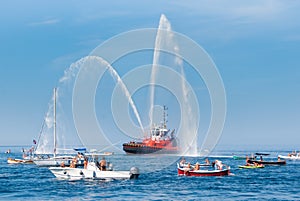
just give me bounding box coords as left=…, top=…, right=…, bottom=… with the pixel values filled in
left=1, top=146, right=299, bottom=200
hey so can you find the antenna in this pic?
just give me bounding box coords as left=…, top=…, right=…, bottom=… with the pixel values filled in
left=163, top=105, right=168, bottom=128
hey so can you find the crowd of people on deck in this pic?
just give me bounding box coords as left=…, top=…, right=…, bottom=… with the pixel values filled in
left=60, top=152, right=108, bottom=171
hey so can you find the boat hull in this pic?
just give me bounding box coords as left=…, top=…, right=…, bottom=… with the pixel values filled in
left=34, top=156, right=84, bottom=167
left=278, top=155, right=300, bottom=160
left=233, top=155, right=255, bottom=160
left=239, top=165, right=264, bottom=169
left=248, top=160, right=286, bottom=165
left=177, top=164, right=230, bottom=177
left=7, top=158, right=33, bottom=164
left=123, top=143, right=178, bottom=154
left=49, top=167, right=139, bottom=180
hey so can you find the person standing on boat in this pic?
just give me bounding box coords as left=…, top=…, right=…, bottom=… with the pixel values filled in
left=184, top=163, right=193, bottom=174
left=260, top=156, right=263, bottom=161
left=215, top=160, right=223, bottom=170
left=84, top=157, right=88, bottom=169
left=245, top=156, right=250, bottom=166
left=194, top=162, right=200, bottom=170
left=180, top=157, right=186, bottom=167
left=100, top=157, right=107, bottom=171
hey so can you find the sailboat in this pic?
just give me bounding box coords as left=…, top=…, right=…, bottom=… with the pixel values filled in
left=33, top=88, right=85, bottom=167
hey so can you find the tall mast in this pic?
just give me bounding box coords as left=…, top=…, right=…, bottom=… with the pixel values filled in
left=53, top=88, right=57, bottom=158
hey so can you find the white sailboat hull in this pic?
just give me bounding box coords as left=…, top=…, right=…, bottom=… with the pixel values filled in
left=34, top=156, right=84, bottom=167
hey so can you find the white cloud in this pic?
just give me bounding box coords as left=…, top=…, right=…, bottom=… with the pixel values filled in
left=28, top=18, right=60, bottom=26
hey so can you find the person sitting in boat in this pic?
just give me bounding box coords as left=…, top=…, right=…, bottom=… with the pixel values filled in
left=215, top=160, right=223, bottom=170
left=100, top=157, right=107, bottom=171
left=205, top=158, right=210, bottom=165
left=184, top=163, right=193, bottom=173
left=60, top=161, right=65, bottom=167
left=179, top=157, right=186, bottom=167
left=194, top=162, right=200, bottom=170
left=70, top=158, right=77, bottom=168
left=211, top=161, right=216, bottom=168
left=245, top=156, right=251, bottom=166
left=77, top=152, right=84, bottom=158
left=278, top=156, right=281, bottom=161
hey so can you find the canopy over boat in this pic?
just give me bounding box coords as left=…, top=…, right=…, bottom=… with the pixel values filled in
left=255, top=153, right=270, bottom=156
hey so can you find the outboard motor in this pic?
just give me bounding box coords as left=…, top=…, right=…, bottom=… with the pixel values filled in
left=129, top=167, right=140, bottom=179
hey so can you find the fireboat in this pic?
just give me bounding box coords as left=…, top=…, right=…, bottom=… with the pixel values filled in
left=122, top=106, right=179, bottom=154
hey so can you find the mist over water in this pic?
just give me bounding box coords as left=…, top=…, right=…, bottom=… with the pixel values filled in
left=35, top=63, right=83, bottom=154
left=36, top=14, right=203, bottom=157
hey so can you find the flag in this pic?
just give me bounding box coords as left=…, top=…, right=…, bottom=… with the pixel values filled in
left=33, top=139, right=37, bottom=144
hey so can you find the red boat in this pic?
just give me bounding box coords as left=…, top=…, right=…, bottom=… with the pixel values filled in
left=123, top=106, right=179, bottom=154
left=177, top=163, right=230, bottom=177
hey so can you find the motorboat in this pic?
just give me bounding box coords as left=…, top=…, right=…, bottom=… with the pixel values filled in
left=238, top=164, right=264, bottom=169
left=49, top=154, right=139, bottom=181
left=278, top=153, right=300, bottom=160
left=232, top=155, right=256, bottom=160
left=248, top=159, right=286, bottom=165
left=7, top=157, right=33, bottom=164
left=177, top=163, right=230, bottom=177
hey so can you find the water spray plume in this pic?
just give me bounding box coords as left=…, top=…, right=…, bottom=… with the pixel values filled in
left=84, top=56, right=145, bottom=133
left=149, top=14, right=198, bottom=155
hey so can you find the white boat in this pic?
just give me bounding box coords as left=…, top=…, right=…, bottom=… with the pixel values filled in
left=278, top=154, right=300, bottom=160
left=7, top=157, right=33, bottom=164
left=33, top=88, right=85, bottom=167
left=34, top=155, right=84, bottom=167
left=49, top=154, right=139, bottom=181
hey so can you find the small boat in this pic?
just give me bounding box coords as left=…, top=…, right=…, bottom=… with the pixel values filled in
left=278, top=154, right=300, bottom=160
left=7, top=158, right=33, bottom=164
left=123, top=106, right=179, bottom=154
left=232, top=155, right=256, bottom=160
left=33, top=88, right=85, bottom=167
left=34, top=155, right=84, bottom=167
left=177, top=163, right=230, bottom=177
left=49, top=154, right=139, bottom=181
left=248, top=159, right=286, bottom=166
left=239, top=164, right=264, bottom=169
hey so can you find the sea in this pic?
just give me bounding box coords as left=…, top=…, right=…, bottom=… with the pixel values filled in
left=1, top=145, right=299, bottom=201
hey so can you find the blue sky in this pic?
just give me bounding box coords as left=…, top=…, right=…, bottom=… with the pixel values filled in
left=0, top=1, right=299, bottom=148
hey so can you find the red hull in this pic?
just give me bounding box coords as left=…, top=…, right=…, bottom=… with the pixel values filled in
left=123, top=142, right=179, bottom=154
left=177, top=167, right=230, bottom=177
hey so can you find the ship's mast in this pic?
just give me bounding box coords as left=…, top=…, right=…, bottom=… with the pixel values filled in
left=163, top=105, right=168, bottom=129
left=53, top=87, right=57, bottom=158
